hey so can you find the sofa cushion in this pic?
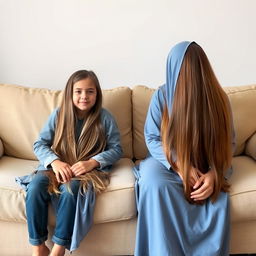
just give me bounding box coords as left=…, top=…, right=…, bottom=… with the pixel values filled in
left=0, top=138, right=3, bottom=158
left=245, top=132, right=256, bottom=161
left=230, top=156, right=256, bottom=222
left=0, top=156, right=136, bottom=224
left=0, top=84, right=133, bottom=159
left=132, top=85, right=256, bottom=160
left=132, top=86, right=155, bottom=160
left=103, top=87, right=133, bottom=159
left=225, top=85, right=256, bottom=155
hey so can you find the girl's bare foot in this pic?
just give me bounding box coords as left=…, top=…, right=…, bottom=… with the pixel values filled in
left=49, top=244, right=65, bottom=256
left=32, top=243, right=50, bottom=256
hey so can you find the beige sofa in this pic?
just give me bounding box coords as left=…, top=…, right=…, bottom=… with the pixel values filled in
left=0, top=83, right=256, bottom=256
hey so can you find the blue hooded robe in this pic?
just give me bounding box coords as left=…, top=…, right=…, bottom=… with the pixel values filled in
left=133, top=41, right=235, bottom=256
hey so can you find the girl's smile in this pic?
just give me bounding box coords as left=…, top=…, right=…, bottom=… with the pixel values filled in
left=73, top=78, right=97, bottom=118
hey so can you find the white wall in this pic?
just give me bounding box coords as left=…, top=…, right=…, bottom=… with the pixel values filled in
left=0, top=0, right=255, bottom=90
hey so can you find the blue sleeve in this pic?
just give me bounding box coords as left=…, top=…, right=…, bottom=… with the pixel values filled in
left=144, top=89, right=171, bottom=169
left=33, top=108, right=59, bottom=169
left=91, top=109, right=123, bottom=171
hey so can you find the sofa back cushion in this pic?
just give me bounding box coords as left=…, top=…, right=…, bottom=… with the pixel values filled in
left=245, top=133, right=256, bottom=160
left=0, top=84, right=132, bottom=160
left=132, top=85, right=256, bottom=160
left=225, top=85, right=256, bottom=155
left=132, top=86, right=155, bottom=160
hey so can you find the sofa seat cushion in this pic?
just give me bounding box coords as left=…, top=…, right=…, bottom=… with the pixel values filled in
left=230, top=156, right=256, bottom=222
left=0, top=156, right=136, bottom=224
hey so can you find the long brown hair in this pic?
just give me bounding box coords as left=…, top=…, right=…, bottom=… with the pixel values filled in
left=161, top=43, right=232, bottom=203
left=47, top=70, right=108, bottom=194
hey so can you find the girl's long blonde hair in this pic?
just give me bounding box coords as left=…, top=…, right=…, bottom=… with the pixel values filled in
left=47, top=70, right=109, bottom=194
left=161, top=43, right=232, bottom=203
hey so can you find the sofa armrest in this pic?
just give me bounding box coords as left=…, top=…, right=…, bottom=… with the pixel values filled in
left=0, top=138, right=4, bottom=158
left=245, top=132, right=256, bottom=160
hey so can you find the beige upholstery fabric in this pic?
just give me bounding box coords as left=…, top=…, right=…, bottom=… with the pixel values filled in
left=0, top=84, right=133, bottom=159
left=0, top=138, right=3, bottom=157
left=224, top=85, right=256, bottom=155
left=2, top=219, right=256, bottom=255
left=0, top=156, right=136, bottom=224
left=132, top=85, right=256, bottom=160
left=0, top=219, right=137, bottom=256
left=71, top=218, right=136, bottom=256
left=245, top=132, right=256, bottom=160
left=102, top=87, right=133, bottom=158
left=132, top=86, right=154, bottom=160
left=230, top=221, right=256, bottom=254
left=0, top=84, right=63, bottom=160
left=230, top=156, right=256, bottom=222
left=0, top=222, right=32, bottom=256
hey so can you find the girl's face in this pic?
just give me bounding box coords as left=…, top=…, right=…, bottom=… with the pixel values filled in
left=72, top=78, right=97, bottom=119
